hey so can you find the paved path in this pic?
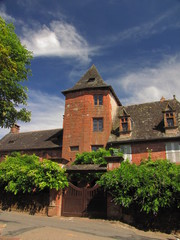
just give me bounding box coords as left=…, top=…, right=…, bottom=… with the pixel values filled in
left=0, top=211, right=178, bottom=240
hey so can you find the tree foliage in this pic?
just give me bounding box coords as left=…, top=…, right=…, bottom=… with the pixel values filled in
left=0, top=153, right=68, bottom=194
left=98, top=159, right=180, bottom=214
left=74, top=147, right=123, bottom=165
left=0, top=17, right=33, bottom=128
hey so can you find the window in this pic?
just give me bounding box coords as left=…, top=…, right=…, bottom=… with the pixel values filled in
left=120, top=117, right=130, bottom=132
left=93, top=118, right=103, bottom=132
left=91, top=145, right=104, bottom=151
left=121, top=118, right=128, bottom=132
left=94, top=95, right=103, bottom=105
left=88, top=77, right=95, bottom=82
left=119, top=145, right=132, bottom=162
left=166, top=112, right=174, bottom=127
left=166, top=142, right=180, bottom=163
left=70, top=146, right=79, bottom=151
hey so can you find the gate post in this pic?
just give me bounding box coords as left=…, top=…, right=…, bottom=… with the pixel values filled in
left=48, top=189, right=62, bottom=217
left=105, top=156, right=124, bottom=219
left=105, top=156, right=124, bottom=171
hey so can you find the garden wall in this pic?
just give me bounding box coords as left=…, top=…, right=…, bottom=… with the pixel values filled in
left=0, top=188, right=50, bottom=215
left=107, top=194, right=179, bottom=232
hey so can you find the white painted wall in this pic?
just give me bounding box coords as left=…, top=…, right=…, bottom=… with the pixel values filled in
left=165, top=142, right=180, bottom=163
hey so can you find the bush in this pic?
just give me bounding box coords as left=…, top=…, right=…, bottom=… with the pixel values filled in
left=0, top=152, right=68, bottom=194
left=98, top=159, right=180, bottom=214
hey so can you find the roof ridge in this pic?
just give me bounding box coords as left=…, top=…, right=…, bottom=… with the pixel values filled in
left=9, top=128, right=62, bottom=135
left=123, top=98, right=175, bottom=108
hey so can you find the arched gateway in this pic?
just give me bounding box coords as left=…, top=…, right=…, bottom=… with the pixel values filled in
left=61, top=164, right=107, bottom=218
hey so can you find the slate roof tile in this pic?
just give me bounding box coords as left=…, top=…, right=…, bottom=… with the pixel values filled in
left=109, top=98, right=180, bottom=143
left=0, top=129, right=63, bottom=151
left=62, top=65, right=108, bottom=93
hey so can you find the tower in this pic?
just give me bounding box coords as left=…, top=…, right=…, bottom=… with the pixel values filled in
left=61, top=65, right=121, bottom=162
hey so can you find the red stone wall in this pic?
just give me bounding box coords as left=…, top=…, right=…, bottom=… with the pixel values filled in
left=131, top=141, right=166, bottom=164
left=62, top=90, right=115, bottom=162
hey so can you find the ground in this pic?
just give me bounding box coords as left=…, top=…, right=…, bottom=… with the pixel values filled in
left=0, top=211, right=179, bottom=240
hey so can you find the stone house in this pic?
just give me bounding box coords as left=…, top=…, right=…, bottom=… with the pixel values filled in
left=0, top=65, right=180, bottom=164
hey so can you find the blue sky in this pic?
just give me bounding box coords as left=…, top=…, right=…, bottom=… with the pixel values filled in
left=1, top=0, right=180, bottom=138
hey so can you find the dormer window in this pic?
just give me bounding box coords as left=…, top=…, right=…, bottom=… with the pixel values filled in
left=164, top=111, right=176, bottom=128
left=163, top=103, right=178, bottom=134
left=166, top=112, right=174, bottom=127
left=119, top=109, right=132, bottom=135
left=163, top=104, right=177, bottom=129
left=120, top=117, right=131, bottom=133
left=88, top=77, right=95, bottom=82
left=120, top=116, right=131, bottom=133
left=121, top=117, right=128, bottom=132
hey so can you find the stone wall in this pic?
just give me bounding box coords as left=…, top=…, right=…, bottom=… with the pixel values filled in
left=107, top=194, right=179, bottom=231
left=0, top=148, right=62, bottom=163
left=0, top=188, right=50, bottom=215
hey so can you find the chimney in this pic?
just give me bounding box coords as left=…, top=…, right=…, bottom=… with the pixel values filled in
left=160, top=96, right=165, bottom=102
left=10, top=124, right=20, bottom=134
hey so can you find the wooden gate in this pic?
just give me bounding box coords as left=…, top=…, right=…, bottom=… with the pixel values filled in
left=61, top=183, right=106, bottom=218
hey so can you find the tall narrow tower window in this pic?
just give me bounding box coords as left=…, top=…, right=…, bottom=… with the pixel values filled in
left=93, top=118, right=103, bottom=132
left=94, top=95, right=103, bottom=105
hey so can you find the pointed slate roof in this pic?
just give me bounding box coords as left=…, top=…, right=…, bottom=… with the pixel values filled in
left=62, top=65, right=121, bottom=106
left=62, top=65, right=107, bottom=92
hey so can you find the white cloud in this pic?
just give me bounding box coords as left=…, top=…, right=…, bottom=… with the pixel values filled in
left=21, top=21, right=97, bottom=63
left=23, top=89, right=64, bottom=131
left=106, top=5, right=180, bottom=44
left=110, top=54, right=180, bottom=105
left=0, top=5, right=15, bottom=22
left=0, top=90, right=65, bottom=139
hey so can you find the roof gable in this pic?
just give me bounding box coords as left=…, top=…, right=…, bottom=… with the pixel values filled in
left=163, top=103, right=175, bottom=112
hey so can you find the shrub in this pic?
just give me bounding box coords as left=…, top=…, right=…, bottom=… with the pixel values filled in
left=98, top=159, right=180, bottom=214
left=0, top=152, right=68, bottom=194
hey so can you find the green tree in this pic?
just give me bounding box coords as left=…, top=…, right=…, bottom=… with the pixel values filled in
left=0, top=17, right=33, bottom=128
left=0, top=153, right=68, bottom=194
left=98, top=159, right=180, bottom=214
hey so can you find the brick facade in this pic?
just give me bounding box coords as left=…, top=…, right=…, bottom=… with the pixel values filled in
left=131, top=141, right=166, bottom=164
